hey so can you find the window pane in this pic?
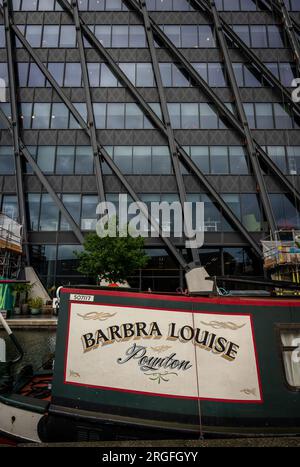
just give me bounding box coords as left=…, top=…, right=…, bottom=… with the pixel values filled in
left=27, top=194, right=40, bottom=230
left=28, top=63, right=45, bottom=86
left=32, top=103, right=51, bottom=129
left=42, top=25, right=59, bottom=47
left=39, top=194, right=59, bottom=231
left=75, top=146, right=94, bottom=174
left=119, top=62, right=136, bottom=84
left=51, top=103, right=69, bottom=129
left=136, top=63, right=154, bottom=86
left=243, top=103, right=255, bottom=128
left=56, top=146, right=75, bottom=173
left=112, top=25, right=128, bottom=48
left=0, top=146, right=14, bottom=174
left=107, top=103, right=125, bottom=128
left=200, top=103, right=218, bottom=128
left=172, top=64, right=189, bottom=86
left=39, top=0, right=55, bottom=10
left=210, top=146, right=229, bottom=173
left=60, top=26, right=76, bottom=47
left=47, top=62, right=64, bottom=86
left=181, top=103, right=199, bottom=129
left=266, top=146, right=287, bottom=173
left=159, top=63, right=172, bottom=86
left=93, top=103, right=106, bottom=128
left=255, top=103, right=274, bottom=129
left=181, top=25, right=198, bottom=47
left=222, top=194, right=240, bottom=231
left=208, top=63, right=226, bottom=86
left=95, top=25, right=111, bottom=47
left=191, top=146, right=209, bottom=173
left=132, top=146, right=151, bottom=173
left=250, top=25, right=267, bottom=47
left=125, top=103, right=143, bottom=129
left=282, top=350, right=300, bottom=388
left=20, top=102, right=33, bottom=128
left=199, top=25, right=215, bottom=47
left=241, top=194, right=261, bottom=231
left=26, top=25, right=42, bottom=47
left=17, top=62, right=29, bottom=86
left=232, top=63, right=244, bottom=86
left=164, top=25, right=181, bottom=47
left=270, top=194, right=300, bottom=230
left=87, top=63, right=100, bottom=87
left=129, top=26, right=146, bottom=47
left=100, top=63, right=118, bottom=87
left=88, top=0, right=105, bottom=10
left=268, top=25, right=284, bottom=48
left=244, top=64, right=261, bottom=87
left=36, top=146, right=55, bottom=172
left=60, top=194, right=81, bottom=231
left=193, top=62, right=208, bottom=82
left=114, top=146, right=132, bottom=172
left=81, top=195, right=98, bottom=230
left=229, top=146, right=249, bottom=174
left=168, top=103, right=181, bottom=128
left=152, top=146, right=171, bottom=174
left=65, top=63, right=82, bottom=86
left=287, top=146, right=300, bottom=175
left=274, top=103, right=293, bottom=129
left=279, top=63, right=295, bottom=87
left=232, top=25, right=250, bottom=47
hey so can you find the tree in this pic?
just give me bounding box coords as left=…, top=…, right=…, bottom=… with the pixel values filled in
left=75, top=228, right=149, bottom=285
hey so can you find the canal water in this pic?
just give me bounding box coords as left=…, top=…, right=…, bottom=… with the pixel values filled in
left=0, top=328, right=56, bottom=375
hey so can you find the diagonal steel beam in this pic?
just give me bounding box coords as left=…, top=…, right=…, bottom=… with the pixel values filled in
left=273, top=0, right=300, bottom=76
left=56, top=0, right=263, bottom=257
left=71, top=0, right=105, bottom=203
left=139, top=0, right=200, bottom=265
left=0, top=108, right=85, bottom=244
left=3, top=0, right=30, bottom=264
left=208, top=0, right=277, bottom=234
left=190, top=0, right=300, bottom=119
left=260, top=0, right=300, bottom=37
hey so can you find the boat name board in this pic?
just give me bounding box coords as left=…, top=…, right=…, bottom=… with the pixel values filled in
left=64, top=303, right=262, bottom=402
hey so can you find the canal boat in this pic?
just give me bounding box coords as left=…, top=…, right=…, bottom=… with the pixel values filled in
left=0, top=283, right=300, bottom=443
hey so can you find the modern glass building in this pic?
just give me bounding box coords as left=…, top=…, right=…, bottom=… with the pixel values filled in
left=0, top=0, right=299, bottom=291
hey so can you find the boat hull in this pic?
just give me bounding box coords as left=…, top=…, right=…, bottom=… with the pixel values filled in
left=1, top=288, right=300, bottom=442
left=48, top=289, right=300, bottom=440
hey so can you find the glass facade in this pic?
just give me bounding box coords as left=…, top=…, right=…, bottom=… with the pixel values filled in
left=0, top=0, right=299, bottom=291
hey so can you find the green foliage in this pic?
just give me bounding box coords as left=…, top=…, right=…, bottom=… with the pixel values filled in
left=28, top=296, right=43, bottom=310
left=12, top=282, right=33, bottom=295
left=75, top=226, right=149, bottom=284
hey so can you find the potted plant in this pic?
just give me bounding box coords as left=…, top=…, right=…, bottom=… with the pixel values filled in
left=12, top=283, right=33, bottom=315
left=28, top=296, right=44, bottom=315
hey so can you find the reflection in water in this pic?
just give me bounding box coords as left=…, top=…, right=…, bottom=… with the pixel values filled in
left=0, top=329, right=56, bottom=376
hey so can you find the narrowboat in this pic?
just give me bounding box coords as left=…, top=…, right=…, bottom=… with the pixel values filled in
left=0, top=283, right=299, bottom=443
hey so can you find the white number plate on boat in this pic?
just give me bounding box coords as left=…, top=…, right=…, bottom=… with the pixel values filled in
left=70, top=294, right=94, bottom=302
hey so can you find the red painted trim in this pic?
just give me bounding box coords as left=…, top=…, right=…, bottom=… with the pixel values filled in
left=62, top=301, right=263, bottom=404
left=68, top=300, right=256, bottom=317
left=250, top=314, right=264, bottom=403
left=63, top=302, right=72, bottom=386
left=62, top=288, right=300, bottom=308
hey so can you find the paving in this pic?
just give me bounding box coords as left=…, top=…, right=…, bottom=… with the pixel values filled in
left=15, top=437, right=300, bottom=447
